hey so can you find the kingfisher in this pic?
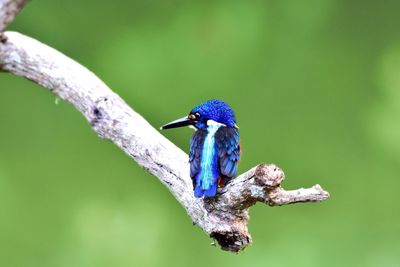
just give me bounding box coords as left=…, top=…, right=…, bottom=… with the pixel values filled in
left=160, top=99, right=240, bottom=198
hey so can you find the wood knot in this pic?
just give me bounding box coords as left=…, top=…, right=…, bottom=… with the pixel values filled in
left=0, top=33, right=7, bottom=43
left=255, top=163, right=285, bottom=188
left=210, top=231, right=252, bottom=252
left=93, top=107, right=101, bottom=117
left=90, top=107, right=103, bottom=126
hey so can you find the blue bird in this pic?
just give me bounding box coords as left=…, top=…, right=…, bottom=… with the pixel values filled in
left=161, top=99, right=240, bottom=198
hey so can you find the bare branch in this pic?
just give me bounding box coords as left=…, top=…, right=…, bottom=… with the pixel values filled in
left=0, top=31, right=329, bottom=252
left=0, top=0, right=28, bottom=35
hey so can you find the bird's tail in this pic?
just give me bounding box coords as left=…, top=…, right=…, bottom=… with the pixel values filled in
left=194, top=180, right=218, bottom=198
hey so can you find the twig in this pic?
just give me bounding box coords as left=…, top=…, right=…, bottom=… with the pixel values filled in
left=0, top=0, right=28, bottom=34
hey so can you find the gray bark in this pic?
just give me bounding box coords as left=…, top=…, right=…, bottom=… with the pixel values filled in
left=0, top=0, right=27, bottom=33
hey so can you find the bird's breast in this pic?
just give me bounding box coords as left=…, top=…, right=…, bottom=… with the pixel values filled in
left=198, top=124, right=221, bottom=189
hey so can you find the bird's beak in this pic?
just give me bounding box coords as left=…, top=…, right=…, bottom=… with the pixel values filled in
left=160, top=116, right=195, bottom=130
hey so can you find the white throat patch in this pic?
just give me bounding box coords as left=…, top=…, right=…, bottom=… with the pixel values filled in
left=207, top=120, right=226, bottom=127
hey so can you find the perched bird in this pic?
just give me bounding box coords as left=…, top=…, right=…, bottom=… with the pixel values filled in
left=160, top=99, right=240, bottom=198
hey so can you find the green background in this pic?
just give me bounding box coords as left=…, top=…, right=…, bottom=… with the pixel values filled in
left=1, top=0, right=400, bottom=266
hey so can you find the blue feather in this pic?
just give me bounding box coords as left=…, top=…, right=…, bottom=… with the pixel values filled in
left=183, top=100, right=240, bottom=198
left=197, top=124, right=220, bottom=191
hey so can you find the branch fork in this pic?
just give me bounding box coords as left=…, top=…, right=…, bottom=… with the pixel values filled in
left=0, top=0, right=329, bottom=252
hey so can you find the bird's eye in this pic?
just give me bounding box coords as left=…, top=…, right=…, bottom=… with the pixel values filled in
left=195, top=112, right=201, bottom=118
left=188, top=114, right=196, bottom=120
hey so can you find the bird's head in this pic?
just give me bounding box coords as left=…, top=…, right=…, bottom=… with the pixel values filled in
left=160, top=99, right=238, bottom=130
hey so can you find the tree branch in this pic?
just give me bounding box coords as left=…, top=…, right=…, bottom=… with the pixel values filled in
left=0, top=1, right=329, bottom=253
left=0, top=0, right=28, bottom=36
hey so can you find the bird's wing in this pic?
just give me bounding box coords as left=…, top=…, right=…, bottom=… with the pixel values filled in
left=189, top=129, right=207, bottom=186
left=215, top=127, right=240, bottom=179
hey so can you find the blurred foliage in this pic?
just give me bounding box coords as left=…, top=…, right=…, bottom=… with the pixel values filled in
left=1, top=0, right=400, bottom=266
